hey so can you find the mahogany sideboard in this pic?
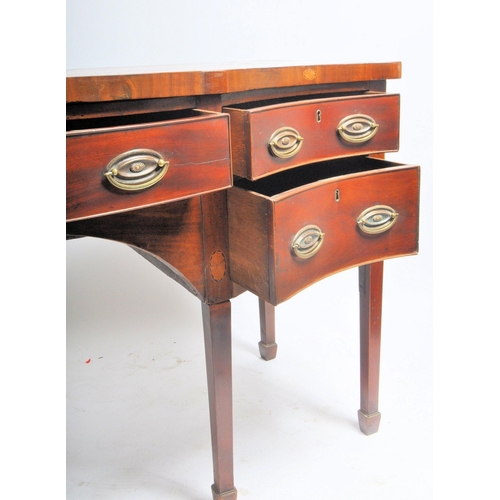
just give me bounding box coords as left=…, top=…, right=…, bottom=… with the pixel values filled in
left=66, top=62, right=419, bottom=499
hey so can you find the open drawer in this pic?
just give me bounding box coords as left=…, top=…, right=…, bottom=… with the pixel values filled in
left=223, top=93, right=400, bottom=180
left=228, top=157, right=420, bottom=305
left=66, top=109, right=231, bottom=221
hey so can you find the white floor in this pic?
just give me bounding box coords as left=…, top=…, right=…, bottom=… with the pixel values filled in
left=67, top=237, right=432, bottom=500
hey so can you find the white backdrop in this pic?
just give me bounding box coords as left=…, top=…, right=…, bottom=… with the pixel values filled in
left=66, top=1, right=434, bottom=499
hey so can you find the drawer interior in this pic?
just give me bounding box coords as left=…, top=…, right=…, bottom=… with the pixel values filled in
left=67, top=108, right=207, bottom=133
left=224, top=90, right=376, bottom=111
left=234, top=156, right=399, bottom=197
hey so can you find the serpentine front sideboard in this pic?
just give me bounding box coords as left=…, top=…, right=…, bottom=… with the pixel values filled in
left=66, top=62, right=419, bottom=499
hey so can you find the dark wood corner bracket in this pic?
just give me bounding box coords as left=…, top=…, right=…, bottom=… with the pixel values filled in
left=66, top=61, right=419, bottom=499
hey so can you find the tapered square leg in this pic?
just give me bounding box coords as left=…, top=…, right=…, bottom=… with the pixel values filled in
left=258, top=298, right=278, bottom=360
left=202, top=301, right=238, bottom=500
left=358, top=262, right=384, bottom=435
left=358, top=409, right=382, bottom=436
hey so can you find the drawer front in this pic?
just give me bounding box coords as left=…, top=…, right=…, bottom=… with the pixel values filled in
left=66, top=112, right=231, bottom=221
left=224, top=93, right=399, bottom=180
left=228, top=160, right=419, bottom=305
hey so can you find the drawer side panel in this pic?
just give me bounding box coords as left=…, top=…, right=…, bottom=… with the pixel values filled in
left=226, top=109, right=252, bottom=178
left=227, top=188, right=272, bottom=301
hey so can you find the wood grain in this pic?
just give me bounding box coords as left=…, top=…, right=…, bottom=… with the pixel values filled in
left=228, top=160, right=419, bottom=305
left=66, top=112, right=231, bottom=221
left=224, top=93, right=400, bottom=179
left=67, top=62, right=401, bottom=103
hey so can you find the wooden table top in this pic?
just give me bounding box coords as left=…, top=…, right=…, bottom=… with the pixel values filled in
left=66, top=62, right=401, bottom=103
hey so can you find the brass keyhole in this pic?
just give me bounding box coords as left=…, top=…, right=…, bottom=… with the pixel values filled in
left=317, top=110, right=322, bottom=122
left=335, top=189, right=340, bottom=202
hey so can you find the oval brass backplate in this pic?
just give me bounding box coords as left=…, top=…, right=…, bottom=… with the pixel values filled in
left=104, top=149, right=169, bottom=191
left=337, top=114, right=379, bottom=143
left=291, top=225, right=325, bottom=259
left=357, top=205, right=399, bottom=235
left=268, top=126, right=304, bottom=159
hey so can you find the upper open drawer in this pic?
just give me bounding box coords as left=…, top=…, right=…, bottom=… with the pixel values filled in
left=66, top=109, right=231, bottom=222
left=223, top=93, right=400, bottom=180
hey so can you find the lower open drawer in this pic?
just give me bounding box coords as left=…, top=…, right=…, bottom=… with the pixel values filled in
left=228, top=157, right=420, bottom=305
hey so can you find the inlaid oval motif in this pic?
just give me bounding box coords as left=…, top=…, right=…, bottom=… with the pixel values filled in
left=268, top=127, right=304, bottom=159
left=357, top=205, right=399, bottom=235
left=291, top=225, right=325, bottom=259
left=303, top=68, right=316, bottom=80
left=337, top=114, right=379, bottom=143
left=210, top=250, right=226, bottom=282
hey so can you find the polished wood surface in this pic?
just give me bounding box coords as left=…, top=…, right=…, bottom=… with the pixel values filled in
left=67, top=111, right=231, bottom=222
left=66, top=191, right=232, bottom=304
left=224, top=93, right=400, bottom=180
left=66, top=62, right=401, bottom=102
left=202, top=301, right=237, bottom=500
left=358, top=262, right=384, bottom=435
left=228, top=159, right=419, bottom=305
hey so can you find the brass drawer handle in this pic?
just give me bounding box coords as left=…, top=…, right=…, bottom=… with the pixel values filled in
left=291, top=225, right=325, bottom=259
left=104, top=149, right=169, bottom=191
left=337, top=114, right=379, bottom=143
left=357, top=205, right=399, bottom=234
left=268, top=126, right=304, bottom=158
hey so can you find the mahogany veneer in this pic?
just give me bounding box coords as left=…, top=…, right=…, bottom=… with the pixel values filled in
left=228, top=158, right=419, bottom=305
left=224, top=93, right=400, bottom=179
left=67, top=110, right=231, bottom=221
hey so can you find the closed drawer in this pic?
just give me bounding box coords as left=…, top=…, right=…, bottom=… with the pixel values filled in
left=228, top=157, right=419, bottom=305
left=223, top=93, right=399, bottom=180
left=66, top=110, right=231, bottom=221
